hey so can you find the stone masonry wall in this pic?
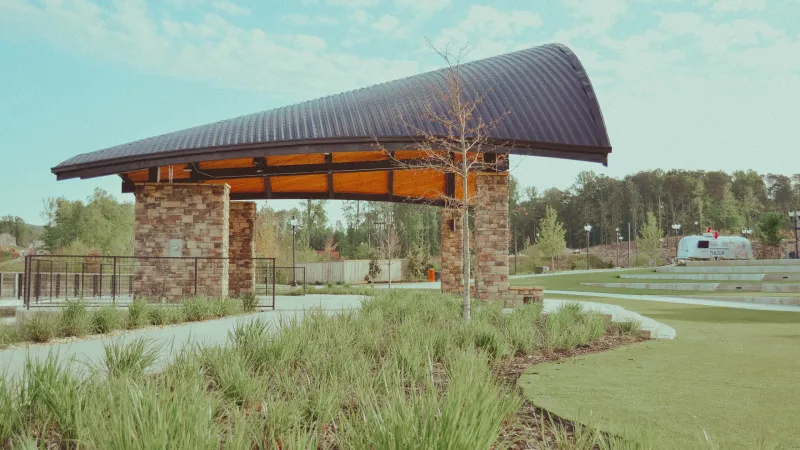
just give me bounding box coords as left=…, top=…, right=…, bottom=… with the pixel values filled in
left=440, top=208, right=464, bottom=294
left=228, top=201, right=256, bottom=296
left=474, top=174, right=510, bottom=300
left=133, top=183, right=230, bottom=300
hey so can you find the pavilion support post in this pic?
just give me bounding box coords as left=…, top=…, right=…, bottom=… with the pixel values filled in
left=474, top=174, right=510, bottom=301
left=473, top=173, right=542, bottom=306
left=133, top=183, right=230, bottom=300
left=228, top=202, right=256, bottom=296
left=440, top=208, right=464, bottom=294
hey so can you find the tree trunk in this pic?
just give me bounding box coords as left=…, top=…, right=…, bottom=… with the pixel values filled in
left=461, top=147, right=471, bottom=321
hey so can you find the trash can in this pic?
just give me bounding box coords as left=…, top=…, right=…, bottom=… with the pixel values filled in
left=427, top=268, right=436, bottom=282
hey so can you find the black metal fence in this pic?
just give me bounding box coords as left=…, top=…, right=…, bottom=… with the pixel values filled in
left=275, top=266, right=307, bottom=294
left=23, top=255, right=277, bottom=310
left=0, top=272, right=24, bottom=299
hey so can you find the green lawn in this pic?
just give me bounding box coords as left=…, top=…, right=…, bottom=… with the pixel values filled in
left=520, top=297, right=800, bottom=449
left=511, top=270, right=800, bottom=297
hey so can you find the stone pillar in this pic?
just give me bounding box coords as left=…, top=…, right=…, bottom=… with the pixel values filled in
left=440, top=208, right=464, bottom=294
left=228, top=201, right=256, bottom=296
left=133, top=183, right=230, bottom=300
left=474, top=174, right=509, bottom=301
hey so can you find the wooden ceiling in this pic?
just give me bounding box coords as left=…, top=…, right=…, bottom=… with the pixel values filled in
left=121, top=151, right=498, bottom=206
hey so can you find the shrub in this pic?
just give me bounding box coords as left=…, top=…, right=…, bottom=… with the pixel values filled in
left=613, top=319, right=642, bottom=337
left=21, top=354, right=82, bottom=443
left=0, top=323, right=21, bottom=348
left=126, top=298, right=149, bottom=329
left=102, top=338, right=160, bottom=378
left=757, top=212, right=785, bottom=247
left=182, top=298, right=213, bottom=322
left=239, top=294, right=258, bottom=313
left=21, top=314, right=56, bottom=343
left=147, top=306, right=169, bottom=326
left=91, top=305, right=122, bottom=334
left=58, top=300, right=91, bottom=338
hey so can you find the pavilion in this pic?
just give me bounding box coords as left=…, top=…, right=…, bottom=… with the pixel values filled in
left=51, top=43, right=611, bottom=303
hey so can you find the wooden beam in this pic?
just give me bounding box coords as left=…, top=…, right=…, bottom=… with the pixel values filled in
left=388, top=170, right=394, bottom=201
left=230, top=191, right=446, bottom=207
left=325, top=154, right=334, bottom=199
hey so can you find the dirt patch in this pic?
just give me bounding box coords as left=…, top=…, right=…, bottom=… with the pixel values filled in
left=495, top=334, right=646, bottom=449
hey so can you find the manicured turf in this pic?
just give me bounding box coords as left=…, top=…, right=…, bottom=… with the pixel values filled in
left=520, top=296, right=800, bottom=449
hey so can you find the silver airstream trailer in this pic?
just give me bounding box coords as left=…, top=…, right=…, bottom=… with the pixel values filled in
left=677, top=233, right=754, bottom=260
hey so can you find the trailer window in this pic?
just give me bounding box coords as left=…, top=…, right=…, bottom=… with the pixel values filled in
left=697, top=241, right=709, bottom=249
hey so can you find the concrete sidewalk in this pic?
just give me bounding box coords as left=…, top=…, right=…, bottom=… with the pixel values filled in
left=547, top=290, right=800, bottom=312
left=0, top=294, right=363, bottom=380
left=0, top=292, right=675, bottom=380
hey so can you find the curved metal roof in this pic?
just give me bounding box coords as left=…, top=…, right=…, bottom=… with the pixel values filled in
left=52, top=43, right=611, bottom=180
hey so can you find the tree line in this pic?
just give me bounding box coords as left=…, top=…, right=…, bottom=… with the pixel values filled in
left=35, top=168, right=800, bottom=260
left=509, top=169, right=800, bottom=251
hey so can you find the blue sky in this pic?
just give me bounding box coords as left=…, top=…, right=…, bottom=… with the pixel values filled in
left=1, top=0, right=798, bottom=226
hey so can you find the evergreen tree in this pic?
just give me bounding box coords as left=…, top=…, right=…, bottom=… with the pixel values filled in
left=638, top=211, right=663, bottom=265
left=537, top=206, right=566, bottom=270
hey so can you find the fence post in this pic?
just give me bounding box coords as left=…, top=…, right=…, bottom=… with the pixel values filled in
left=99, top=262, right=103, bottom=298
left=0, top=272, right=3, bottom=298
left=74, top=273, right=79, bottom=297
left=50, top=261, right=54, bottom=300
left=55, top=273, right=61, bottom=298
left=112, top=256, right=117, bottom=302
left=194, top=258, right=199, bottom=296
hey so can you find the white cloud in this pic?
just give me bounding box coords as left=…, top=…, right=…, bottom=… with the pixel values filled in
left=430, top=5, right=543, bottom=61
left=561, top=0, right=627, bottom=35
left=0, top=0, right=419, bottom=99
left=698, top=0, right=766, bottom=12
left=210, top=0, right=250, bottom=16
left=371, top=14, right=400, bottom=31
left=327, top=0, right=378, bottom=7
left=282, top=14, right=339, bottom=26
left=395, top=0, right=450, bottom=14
left=352, top=9, right=370, bottom=23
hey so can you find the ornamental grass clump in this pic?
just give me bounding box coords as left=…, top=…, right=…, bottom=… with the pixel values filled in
left=91, top=305, right=122, bottom=334
left=58, top=299, right=91, bottom=338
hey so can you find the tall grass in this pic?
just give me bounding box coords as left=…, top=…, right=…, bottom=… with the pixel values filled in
left=91, top=305, right=122, bottom=334
left=126, top=298, right=149, bottom=329
left=102, top=338, right=160, bottom=378
left=20, top=313, right=56, bottom=343
left=0, top=290, right=629, bottom=448
left=59, top=300, right=91, bottom=337
left=540, top=302, right=608, bottom=352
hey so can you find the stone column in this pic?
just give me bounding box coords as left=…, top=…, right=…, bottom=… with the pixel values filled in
left=440, top=208, right=464, bottom=294
left=228, top=201, right=256, bottom=296
left=133, top=183, right=230, bottom=300
left=474, top=174, right=509, bottom=301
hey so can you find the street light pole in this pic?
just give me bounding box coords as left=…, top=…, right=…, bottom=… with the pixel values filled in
left=290, top=215, right=298, bottom=287
left=615, top=227, right=620, bottom=268
left=627, top=222, right=631, bottom=268
left=584, top=224, right=592, bottom=270
left=789, top=212, right=799, bottom=259
left=671, top=223, right=681, bottom=259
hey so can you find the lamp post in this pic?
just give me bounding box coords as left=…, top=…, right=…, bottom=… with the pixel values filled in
left=741, top=228, right=753, bottom=239
left=671, top=223, right=681, bottom=259
left=694, top=221, right=699, bottom=235
left=584, top=224, right=592, bottom=270
left=290, top=215, right=298, bottom=287
left=615, top=227, right=620, bottom=268
left=789, top=211, right=799, bottom=259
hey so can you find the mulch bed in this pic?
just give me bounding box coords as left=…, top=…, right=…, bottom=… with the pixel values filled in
left=495, top=334, right=647, bottom=449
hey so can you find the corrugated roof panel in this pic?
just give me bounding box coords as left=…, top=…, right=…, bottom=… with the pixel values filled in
left=53, top=43, right=611, bottom=179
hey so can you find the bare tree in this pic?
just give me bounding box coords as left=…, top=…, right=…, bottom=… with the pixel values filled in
left=375, top=42, right=510, bottom=321
left=380, top=221, right=402, bottom=289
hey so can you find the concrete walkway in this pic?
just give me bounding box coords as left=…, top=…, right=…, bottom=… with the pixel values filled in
left=546, top=290, right=800, bottom=312
left=0, top=292, right=675, bottom=380
left=0, top=294, right=363, bottom=380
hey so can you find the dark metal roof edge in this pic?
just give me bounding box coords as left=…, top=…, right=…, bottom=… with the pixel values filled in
left=551, top=44, right=611, bottom=148
left=52, top=136, right=610, bottom=180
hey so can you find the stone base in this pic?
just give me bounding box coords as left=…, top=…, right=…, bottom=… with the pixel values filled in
left=469, top=285, right=543, bottom=308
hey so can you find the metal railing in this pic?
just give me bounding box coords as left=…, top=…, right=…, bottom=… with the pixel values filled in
left=23, top=255, right=276, bottom=310
left=0, top=272, right=24, bottom=299
left=275, top=266, right=307, bottom=294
